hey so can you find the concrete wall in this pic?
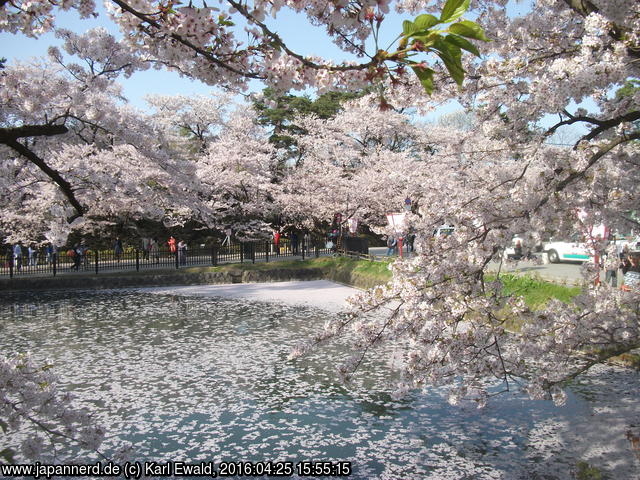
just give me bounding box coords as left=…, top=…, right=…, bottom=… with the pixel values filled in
left=0, top=268, right=328, bottom=293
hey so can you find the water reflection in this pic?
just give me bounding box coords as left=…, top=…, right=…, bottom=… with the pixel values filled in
left=0, top=290, right=638, bottom=479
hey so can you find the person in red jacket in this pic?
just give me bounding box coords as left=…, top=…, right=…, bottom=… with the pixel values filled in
left=168, top=236, right=177, bottom=255
left=274, top=230, right=281, bottom=256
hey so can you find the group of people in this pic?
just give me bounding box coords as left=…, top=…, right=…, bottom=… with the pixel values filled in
left=386, top=234, right=416, bottom=256
left=167, top=236, right=189, bottom=265
left=273, top=230, right=311, bottom=256
left=8, top=242, right=58, bottom=271
left=603, top=238, right=640, bottom=291
left=71, top=235, right=188, bottom=268
left=6, top=235, right=191, bottom=272
left=121, top=236, right=188, bottom=265
left=135, top=237, right=161, bottom=264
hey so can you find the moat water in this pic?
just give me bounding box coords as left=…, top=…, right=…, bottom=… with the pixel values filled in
left=0, top=288, right=638, bottom=479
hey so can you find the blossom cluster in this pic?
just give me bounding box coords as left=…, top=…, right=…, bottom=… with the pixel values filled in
left=0, top=353, right=106, bottom=462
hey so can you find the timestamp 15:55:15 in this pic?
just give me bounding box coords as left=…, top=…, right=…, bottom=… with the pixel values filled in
left=296, top=461, right=352, bottom=477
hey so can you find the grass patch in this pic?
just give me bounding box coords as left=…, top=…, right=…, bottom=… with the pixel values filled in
left=309, top=256, right=392, bottom=288
left=575, top=461, right=607, bottom=480
left=184, top=257, right=392, bottom=284
left=490, top=274, right=581, bottom=309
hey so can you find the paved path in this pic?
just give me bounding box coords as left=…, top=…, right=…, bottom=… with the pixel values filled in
left=370, top=246, right=587, bottom=285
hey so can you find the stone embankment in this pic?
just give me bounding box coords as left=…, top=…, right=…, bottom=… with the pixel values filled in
left=0, top=267, right=334, bottom=292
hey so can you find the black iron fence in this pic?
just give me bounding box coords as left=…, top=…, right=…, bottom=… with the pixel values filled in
left=1, top=238, right=334, bottom=278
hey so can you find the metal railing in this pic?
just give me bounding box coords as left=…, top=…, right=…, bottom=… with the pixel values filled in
left=0, top=239, right=332, bottom=278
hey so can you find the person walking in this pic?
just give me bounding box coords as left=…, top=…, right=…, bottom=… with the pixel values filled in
left=168, top=236, right=177, bottom=256
left=79, top=240, right=89, bottom=268
left=13, top=243, right=23, bottom=271
left=71, top=244, right=83, bottom=271
left=386, top=235, right=397, bottom=256
left=28, top=244, right=38, bottom=267
left=114, top=237, right=123, bottom=262
left=304, top=232, right=311, bottom=254
left=604, top=238, right=621, bottom=287
left=141, top=237, right=150, bottom=261
left=274, top=230, right=281, bottom=256
left=46, top=243, right=56, bottom=265
left=150, top=237, right=160, bottom=264
left=178, top=240, right=187, bottom=265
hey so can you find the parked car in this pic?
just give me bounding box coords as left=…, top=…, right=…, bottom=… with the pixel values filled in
left=434, top=225, right=455, bottom=237
left=543, top=238, right=592, bottom=263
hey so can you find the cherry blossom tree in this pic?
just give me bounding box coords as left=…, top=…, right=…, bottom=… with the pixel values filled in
left=0, top=0, right=490, bottom=244
left=146, top=92, right=230, bottom=154
left=191, top=107, right=280, bottom=238
left=0, top=28, right=207, bottom=245
left=276, top=95, right=433, bottom=230
left=289, top=0, right=640, bottom=408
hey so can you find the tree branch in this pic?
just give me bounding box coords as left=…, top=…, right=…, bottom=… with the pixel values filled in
left=109, top=0, right=265, bottom=80
left=543, top=110, right=640, bottom=148
left=536, top=130, right=640, bottom=212
left=225, top=0, right=378, bottom=73
left=0, top=124, right=68, bottom=141
left=2, top=136, right=85, bottom=222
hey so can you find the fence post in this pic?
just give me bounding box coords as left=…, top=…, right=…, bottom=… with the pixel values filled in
left=135, top=249, right=140, bottom=272
left=95, top=250, right=99, bottom=274
left=52, top=253, right=57, bottom=277
left=175, top=250, right=179, bottom=269
left=302, top=238, right=305, bottom=260
left=252, top=243, right=256, bottom=264
left=265, top=242, right=269, bottom=263
left=9, top=255, right=13, bottom=279
left=240, top=242, right=244, bottom=264
left=315, top=245, right=319, bottom=258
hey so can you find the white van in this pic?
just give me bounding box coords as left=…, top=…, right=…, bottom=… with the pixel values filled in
left=543, top=239, right=592, bottom=263
left=434, top=225, right=455, bottom=237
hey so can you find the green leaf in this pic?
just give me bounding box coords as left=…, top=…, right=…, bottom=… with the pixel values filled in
left=413, top=14, right=440, bottom=32
left=0, top=448, right=16, bottom=464
left=434, top=38, right=465, bottom=86
left=402, top=20, right=414, bottom=36
left=440, top=0, right=470, bottom=23
left=448, top=20, right=490, bottom=41
left=411, top=33, right=439, bottom=49
left=0, top=419, right=8, bottom=433
left=444, top=34, right=481, bottom=57
left=411, top=66, right=435, bottom=94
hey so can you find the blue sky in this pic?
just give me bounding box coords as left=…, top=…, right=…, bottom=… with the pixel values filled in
left=1, top=6, right=223, bottom=109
